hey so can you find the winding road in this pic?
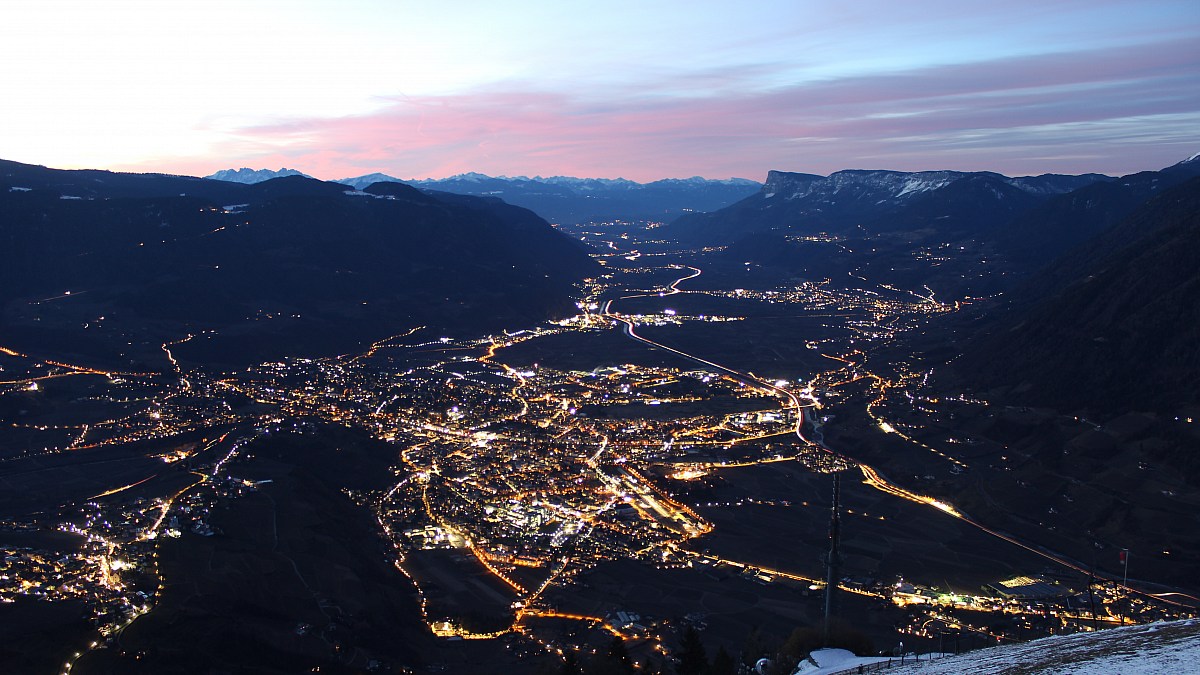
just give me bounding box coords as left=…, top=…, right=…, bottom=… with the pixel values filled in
left=602, top=264, right=1200, bottom=608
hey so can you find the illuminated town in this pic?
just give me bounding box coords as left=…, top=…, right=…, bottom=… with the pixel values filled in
left=2, top=226, right=1196, bottom=673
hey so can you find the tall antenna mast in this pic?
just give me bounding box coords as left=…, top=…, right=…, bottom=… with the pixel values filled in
left=823, top=472, right=843, bottom=644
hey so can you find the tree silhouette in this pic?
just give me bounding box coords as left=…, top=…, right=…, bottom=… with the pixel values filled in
left=740, top=626, right=775, bottom=668
left=707, top=646, right=736, bottom=675
left=676, top=626, right=708, bottom=675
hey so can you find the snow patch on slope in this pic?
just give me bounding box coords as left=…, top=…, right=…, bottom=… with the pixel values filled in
left=895, top=175, right=956, bottom=197
left=885, top=619, right=1200, bottom=675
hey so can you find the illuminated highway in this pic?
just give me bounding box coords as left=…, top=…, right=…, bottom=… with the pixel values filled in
left=601, top=264, right=1192, bottom=610
left=6, top=232, right=1197, bottom=672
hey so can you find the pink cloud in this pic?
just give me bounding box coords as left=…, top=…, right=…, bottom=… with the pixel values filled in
left=146, top=37, right=1200, bottom=181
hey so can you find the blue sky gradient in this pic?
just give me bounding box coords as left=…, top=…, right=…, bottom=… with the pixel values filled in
left=2, top=0, right=1196, bottom=180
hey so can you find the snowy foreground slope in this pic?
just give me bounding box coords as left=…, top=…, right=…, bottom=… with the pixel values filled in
left=790, top=620, right=1200, bottom=675
left=887, top=619, right=1200, bottom=675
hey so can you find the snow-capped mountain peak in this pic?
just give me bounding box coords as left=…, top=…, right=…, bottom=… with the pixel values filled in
left=759, top=168, right=1108, bottom=204
left=206, top=167, right=311, bottom=184
left=337, top=172, right=406, bottom=190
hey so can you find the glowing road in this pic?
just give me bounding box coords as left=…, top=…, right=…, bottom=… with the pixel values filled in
left=602, top=265, right=1200, bottom=609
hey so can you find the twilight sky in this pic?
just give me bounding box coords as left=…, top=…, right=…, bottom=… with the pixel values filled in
left=2, top=0, right=1197, bottom=181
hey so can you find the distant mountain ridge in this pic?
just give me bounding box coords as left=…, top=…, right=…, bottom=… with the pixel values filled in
left=337, top=171, right=405, bottom=188
left=667, top=167, right=1114, bottom=245
left=206, top=167, right=311, bottom=183
left=992, top=153, right=1200, bottom=266
left=760, top=168, right=1109, bottom=203
left=397, top=173, right=762, bottom=224
left=205, top=169, right=762, bottom=224
left=334, top=171, right=759, bottom=191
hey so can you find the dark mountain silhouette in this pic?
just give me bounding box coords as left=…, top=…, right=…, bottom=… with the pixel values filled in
left=864, top=173, right=1043, bottom=236
left=1, top=158, right=250, bottom=201
left=204, top=167, right=761, bottom=225
left=993, top=156, right=1200, bottom=267
left=344, top=172, right=762, bottom=224
left=665, top=168, right=1111, bottom=249
left=900, top=174, right=1200, bottom=578
left=0, top=160, right=597, bottom=368
left=952, top=175, right=1200, bottom=416
left=238, top=174, right=352, bottom=201
left=711, top=172, right=1080, bottom=298
left=683, top=161, right=1200, bottom=304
